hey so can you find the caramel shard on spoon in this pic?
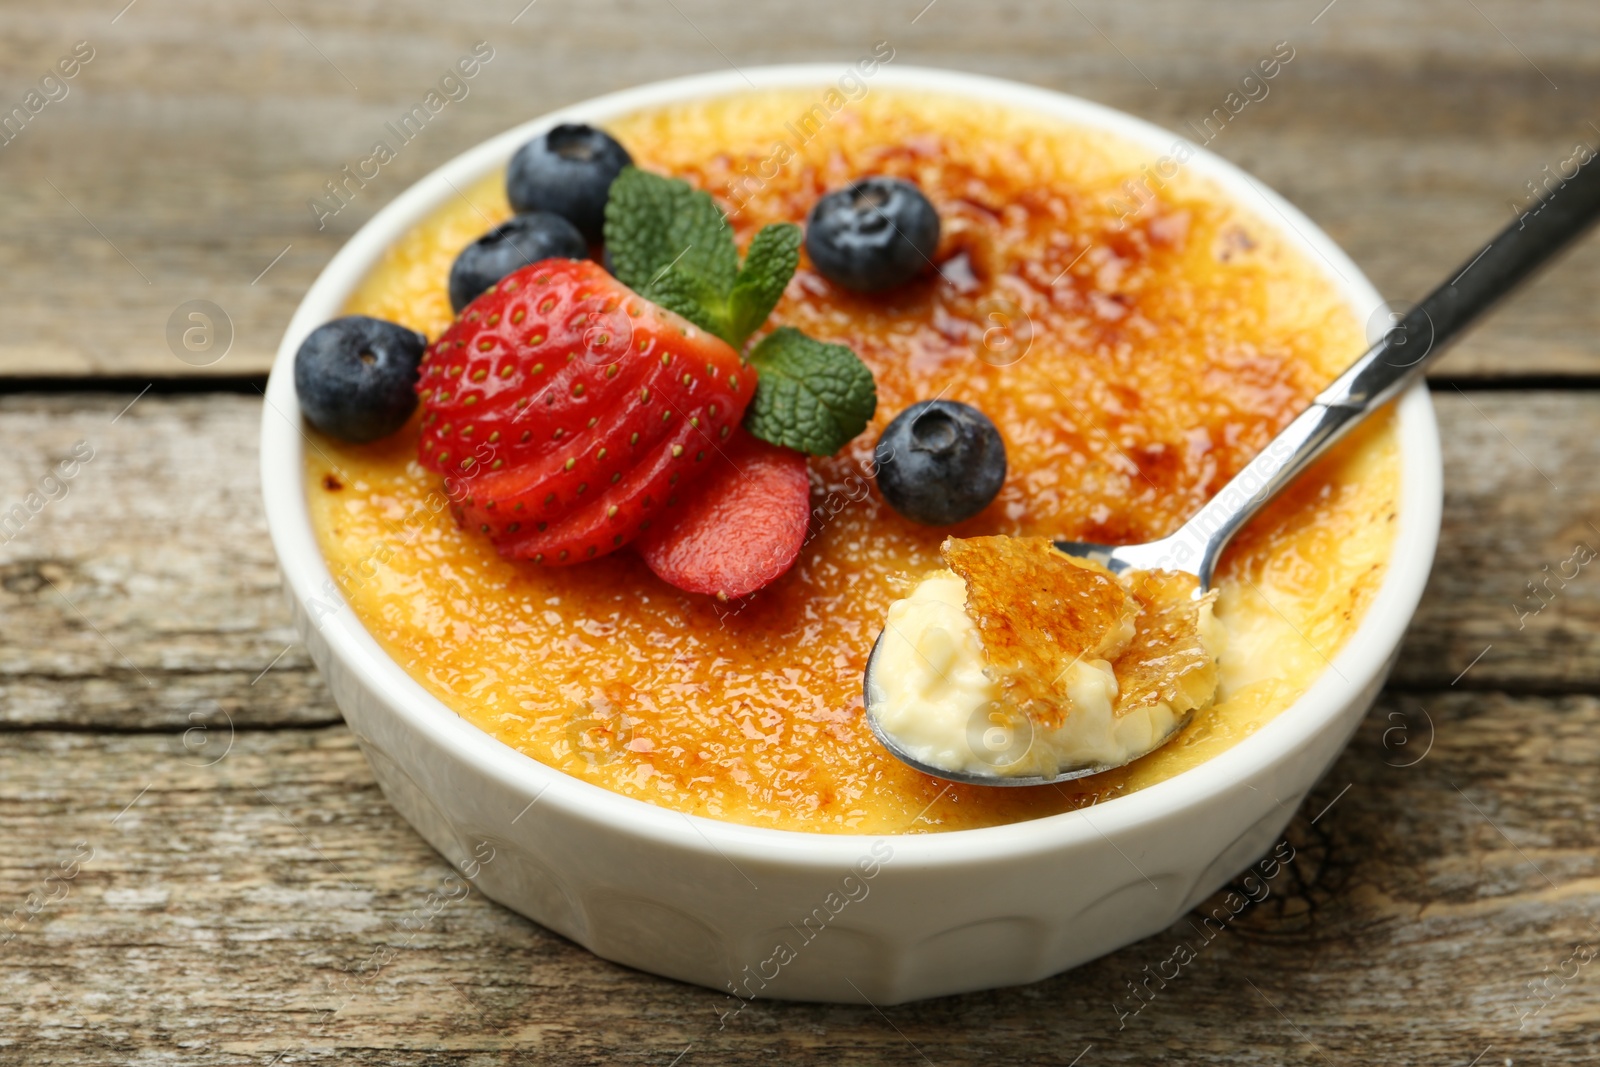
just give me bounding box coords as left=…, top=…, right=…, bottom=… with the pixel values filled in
left=868, top=536, right=1221, bottom=779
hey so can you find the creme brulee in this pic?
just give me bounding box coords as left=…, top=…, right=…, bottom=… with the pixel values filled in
left=305, top=89, right=1398, bottom=835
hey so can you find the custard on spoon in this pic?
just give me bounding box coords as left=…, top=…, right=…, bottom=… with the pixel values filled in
left=867, top=537, right=1219, bottom=782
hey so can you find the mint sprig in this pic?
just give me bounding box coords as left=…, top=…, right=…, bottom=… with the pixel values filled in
left=727, top=223, right=802, bottom=348
left=604, top=167, right=876, bottom=455
left=605, top=168, right=737, bottom=339
left=744, top=328, right=877, bottom=456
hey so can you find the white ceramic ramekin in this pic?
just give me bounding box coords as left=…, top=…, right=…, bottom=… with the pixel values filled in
left=260, top=65, right=1441, bottom=1005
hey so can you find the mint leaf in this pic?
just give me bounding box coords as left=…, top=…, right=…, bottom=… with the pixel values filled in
left=643, top=269, right=726, bottom=340
left=605, top=167, right=738, bottom=341
left=727, top=223, right=801, bottom=349
left=744, top=327, right=877, bottom=456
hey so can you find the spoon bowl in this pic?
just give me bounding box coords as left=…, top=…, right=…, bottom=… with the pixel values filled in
left=862, top=631, right=1198, bottom=787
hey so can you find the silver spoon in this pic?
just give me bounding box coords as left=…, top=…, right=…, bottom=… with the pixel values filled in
left=866, top=153, right=1600, bottom=787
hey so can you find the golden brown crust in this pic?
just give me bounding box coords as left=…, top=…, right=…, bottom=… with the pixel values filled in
left=942, top=535, right=1216, bottom=729
left=314, top=89, right=1395, bottom=834
left=1111, top=569, right=1217, bottom=718
left=941, top=536, right=1136, bottom=727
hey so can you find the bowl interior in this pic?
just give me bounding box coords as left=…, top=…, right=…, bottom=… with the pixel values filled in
left=260, top=64, right=1442, bottom=868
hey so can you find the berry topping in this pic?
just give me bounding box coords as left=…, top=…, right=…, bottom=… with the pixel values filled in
left=605, top=167, right=877, bottom=455
left=416, top=167, right=880, bottom=596
left=804, top=176, right=940, bottom=292
left=417, top=258, right=754, bottom=565
left=637, top=432, right=810, bottom=600
left=294, top=315, right=427, bottom=443
left=873, top=400, right=1006, bottom=525
left=448, top=212, right=587, bottom=313
left=507, top=124, right=633, bottom=243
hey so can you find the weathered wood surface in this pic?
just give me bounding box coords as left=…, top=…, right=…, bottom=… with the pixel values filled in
left=1, top=391, right=1593, bottom=733
left=3, top=0, right=1599, bottom=379
left=2, top=691, right=1595, bottom=1064
left=6, top=0, right=1600, bottom=1061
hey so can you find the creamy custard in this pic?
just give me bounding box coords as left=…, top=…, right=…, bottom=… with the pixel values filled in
left=870, top=541, right=1222, bottom=779
left=871, top=571, right=1200, bottom=778
left=306, top=89, right=1399, bottom=835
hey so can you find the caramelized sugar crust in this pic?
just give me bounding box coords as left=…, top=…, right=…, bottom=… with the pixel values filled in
left=941, top=536, right=1135, bottom=728
left=941, top=536, right=1216, bottom=730
left=1113, top=568, right=1218, bottom=720
left=310, top=90, right=1399, bottom=834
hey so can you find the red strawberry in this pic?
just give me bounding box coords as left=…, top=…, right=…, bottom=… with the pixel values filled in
left=637, top=432, right=811, bottom=599
left=417, top=259, right=755, bottom=564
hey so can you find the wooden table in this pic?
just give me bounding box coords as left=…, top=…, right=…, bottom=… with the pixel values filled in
left=3, top=1, right=1597, bottom=1063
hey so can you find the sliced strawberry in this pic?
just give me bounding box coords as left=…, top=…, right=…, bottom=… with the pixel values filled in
left=418, top=262, right=643, bottom=475
left=486, top=415, right=707, bottom=563
left=636, top=432, right=811, bottom=599
left=417, top=259, right=755, bottom=563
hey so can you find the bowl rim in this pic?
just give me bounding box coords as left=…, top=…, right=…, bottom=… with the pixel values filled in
left=260, top=62, right=1442, bottom=870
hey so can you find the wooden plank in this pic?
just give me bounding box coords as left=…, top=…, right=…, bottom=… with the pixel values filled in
left=1, top=389, right=1595, bottom=731
left=2, top=0, right=1597, bottom=379
left=1396, top=389, right=1600, bottom=691
left=0, top=689, right=1594, bottom=1064
left=0, top=393, right=325, bottom=729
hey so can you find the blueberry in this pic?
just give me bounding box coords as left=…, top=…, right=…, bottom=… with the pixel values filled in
left=805, top=177, right=940, bottom=292
left=874, top=401, right=1006, bottom=525
left=506, top=123, right=632, bottom=243
left=449, top=212, right=586, bottom=312
left=294, top=316, right=427, bottom=443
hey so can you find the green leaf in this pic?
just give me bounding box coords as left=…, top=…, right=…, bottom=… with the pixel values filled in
left=644, top=270, right=725, bottom=340
left=727, top=223, right=802, bottom=350
left=604, top=167, right=738, bottom=342
left=744, top=327, right=878, bottom=456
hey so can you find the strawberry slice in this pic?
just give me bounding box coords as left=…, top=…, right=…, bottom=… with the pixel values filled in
left=417, top=259, right=754, bottom=563
left=480, top=414, right=707, bottom=563
left=637, top=432, right=811, bottom=599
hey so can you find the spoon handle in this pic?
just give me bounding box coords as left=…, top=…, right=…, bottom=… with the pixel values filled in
left=1176, top=152, right=1600, bottom=588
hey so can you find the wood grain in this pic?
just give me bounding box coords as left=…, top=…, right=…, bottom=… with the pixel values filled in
left=5, top=1, right=1600, bottom=1061
left=2, top=0, right=1597, bottom=378
left=0, top=393, right=321, bottom=730
left=2, top=390, right=1594, bottom=733
left=1, top=691, right=1594, bottom=1065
